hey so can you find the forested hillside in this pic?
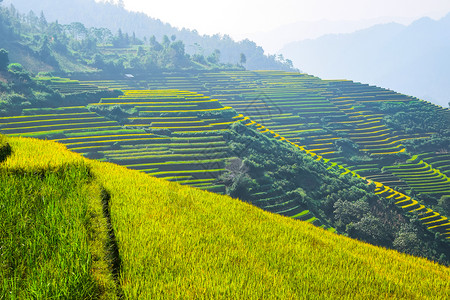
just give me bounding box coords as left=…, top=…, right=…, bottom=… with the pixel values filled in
left=0, top=2, right=252, bottom=75
left=2, top=0, right=294, bottom=71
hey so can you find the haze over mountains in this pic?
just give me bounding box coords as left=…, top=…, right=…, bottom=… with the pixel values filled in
left=280, top=14, right=450, bottom=107
left=247, top=17, right=414, bottom=54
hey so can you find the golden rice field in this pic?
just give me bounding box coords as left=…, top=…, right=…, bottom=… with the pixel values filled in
left=1, top=135, right=449, bottom=299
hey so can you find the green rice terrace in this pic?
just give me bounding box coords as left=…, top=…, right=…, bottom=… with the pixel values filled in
left=0, top=83, right=331, bottom=229
left=79, top=71, right=449, bottom=192
left=2, top=71, right=449, bottom=245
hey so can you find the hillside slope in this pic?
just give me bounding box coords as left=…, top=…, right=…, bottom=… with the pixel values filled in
left=2, top=69, right=449, bottom=263
left=0, top=4, right=245, bottom=75
left=281, top=14, right=450, bottom=107
left=1, top=135, right=449, bottom=298
left=2, top=0, right=294, bottom=71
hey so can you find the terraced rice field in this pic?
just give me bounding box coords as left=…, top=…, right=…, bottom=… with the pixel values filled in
left=383, top=160, right=450, bottom=194
left=6, top=71, right=449, bottom=236
left=1, top=83, right=330, bottom=228
left=73, top=71, right=449, bottom=233
left=87, top=90, right=333, bottom=226
left=0, top=90, right=237, bottom=194
left=234, top=114, right=450, bottom=239
left=191, top=71, right=447, bottom=194
left=411, top=153, right=450, bottom=177
left=0, top=106, right=122, bottom=136
left=36, top=77, right=105, bottom=94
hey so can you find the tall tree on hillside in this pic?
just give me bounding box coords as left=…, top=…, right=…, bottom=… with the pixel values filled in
left=26, top=10, right=38, bottom=28
left=162, top=35, right=170, bottom=47
left=240, top=53, right=247, bottom=66
left=39, top=11, right=47, bottom=30
left=69, top=22, right=87, bottom=40
left=0, top=49, right=9, bottom=71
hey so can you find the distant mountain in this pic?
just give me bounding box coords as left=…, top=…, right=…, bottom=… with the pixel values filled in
left=281, top=14, right=450, bottom=107
left=2, top=0, right=294, bottom=71
left=247, top=17, right=410, bottom=54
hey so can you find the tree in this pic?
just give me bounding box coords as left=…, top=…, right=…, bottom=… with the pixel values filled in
left=137, top=46, right=146, bottom=57
left=393, top=224, right=423, bottom=257
left=207, top=49, right=221, bottom=64
left=166, top=40, right=188, bottom=68
left=149, top=35, right=162, bottom=51
left=112, top=29, right=128, bottom=48
left=333, top=198, right=369, bottom=226
left=347, top=214, right=391, bottom=246
left=240, top=53, right=247, bottom=65
left=39, top=11, right=47, bottom=30
left=0, top=49, right=9, bottom=71
left=335, top=138, right=360, bottom=155
left=69, top=22, right=87, bottom=40
left=438, top=195, right=450, bottom=215
left=91, top=53, right=105, bottom=70
left=162, top=35, right=170, bottom=47
left=285, top=59, right=294, bottom=69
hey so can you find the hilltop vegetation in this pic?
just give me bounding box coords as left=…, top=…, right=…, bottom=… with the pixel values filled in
left=1, top=135, right=449, bottom=298
left=0, top=3, right=247, bottom=75
left=0, top=0, right=294, bottom=73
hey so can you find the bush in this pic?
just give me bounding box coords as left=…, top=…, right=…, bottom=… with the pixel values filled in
left=0, top=135, right=11, bottom=162
left=0, top=49, right=9, bottom=71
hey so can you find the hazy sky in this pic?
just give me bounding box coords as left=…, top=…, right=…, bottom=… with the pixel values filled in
left=116, top=0, right=450, bottom=38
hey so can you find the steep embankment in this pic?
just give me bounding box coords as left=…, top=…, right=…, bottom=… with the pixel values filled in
left=1, top=135, right=449, bottom=298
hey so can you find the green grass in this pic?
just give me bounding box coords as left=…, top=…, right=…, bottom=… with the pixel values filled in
left=0, top=157, right=116, bottom=298
left=291, top=210, right=310, bottom=219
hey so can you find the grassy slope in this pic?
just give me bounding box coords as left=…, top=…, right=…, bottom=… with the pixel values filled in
left=0, top=39, right=97, bottom=74
left=1, top=136, right=449, bottom=299
left=0, top=41, right=55, bottom=74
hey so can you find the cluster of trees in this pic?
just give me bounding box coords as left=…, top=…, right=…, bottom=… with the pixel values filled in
left=378, top=102, right=449, bottom=136
left=0, top=49, right=60, bottom=115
